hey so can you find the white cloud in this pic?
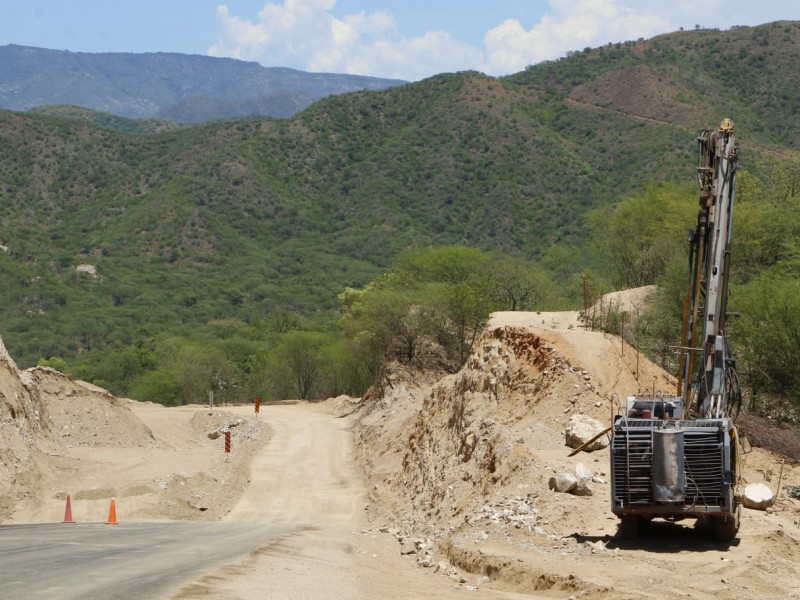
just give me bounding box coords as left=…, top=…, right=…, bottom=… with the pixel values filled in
left=209, top=0, right=800, bottom=80
left=210, top=5, right=269, bottom=58
left=483, top=0, right=671, bottom=75
left=209, top=0, right=481, bottom=80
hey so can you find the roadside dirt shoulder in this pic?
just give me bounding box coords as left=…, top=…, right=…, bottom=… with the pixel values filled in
left=173, top=403, right=522, bottom=600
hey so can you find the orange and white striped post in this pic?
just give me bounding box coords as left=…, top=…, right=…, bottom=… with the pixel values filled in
left=255, top=396, right=261, bottom=415
left=225, top=431, right=231, bottom=454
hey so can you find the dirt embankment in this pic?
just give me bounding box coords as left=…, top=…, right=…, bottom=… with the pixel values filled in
left=0, top=341, right=268, bottom=524
left=352, top=309, right=800, bottom=599
left=0, top=339, right=54, bottom=521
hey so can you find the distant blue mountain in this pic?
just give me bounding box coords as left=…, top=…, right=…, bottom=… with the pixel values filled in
left=0, top=44, right=407, bottom=122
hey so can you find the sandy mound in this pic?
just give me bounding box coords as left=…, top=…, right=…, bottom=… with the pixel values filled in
left=0, top=336, right=270, bottom=524
left=27, top=366, right=156, bottom=447
left=593, top=284, right=656, bottom=315
left=316, top=394, right=362, bottom=417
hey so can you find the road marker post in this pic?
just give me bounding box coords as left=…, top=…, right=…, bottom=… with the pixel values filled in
left=225, top=431, right=231, bottom=454
left=255, top=396, right=261, bottom=416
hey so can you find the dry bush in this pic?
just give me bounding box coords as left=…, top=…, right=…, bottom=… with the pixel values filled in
left=738, top=412, right=800, bottom=461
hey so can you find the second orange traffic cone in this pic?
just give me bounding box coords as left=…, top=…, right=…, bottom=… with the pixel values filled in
left=106, top=497, right=118, bottom=525
left=63, top=495, right=75, bottom=523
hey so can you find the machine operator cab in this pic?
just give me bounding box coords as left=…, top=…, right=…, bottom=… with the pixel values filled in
left=624, top=395, right=684, bottom=420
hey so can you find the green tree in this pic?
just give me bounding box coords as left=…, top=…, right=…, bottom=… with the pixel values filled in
left=129, top=369, right=182, bottom=406
left=243, top=349, right=273, bottom=402
left=731, top=165, right=800, bottom=283
left=633, top=255, right=687, bottom=370
left=165, top=343, right=218, bottom=405
left=277, top=331, right=326, bottom=400
left=588, top=183, right=695, bottom=289
left=81, top=342, right=146, bottom=397
left=757, top=150, right=800, bottom=203
left=733, top=275, right=800, bottom=408
left=397, top=247, right=499, bottom=366
left=395, top=246, right=490, bottom=285
left=342, top=247, right=537, bottom=372
left=204, top=348, right=241, bottom=404
left=622, top=159, right=800, bottom=407
left=339, top=279, right=427, bottom=370
left=487, top=253, right=545, bottom=310
left=322, top=340, right=373, bottom=397
left=37, top=356, right=68, bottom=373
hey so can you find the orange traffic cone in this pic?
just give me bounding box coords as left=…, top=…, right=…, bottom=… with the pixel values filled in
left=63, top=495, right=75, bottom=523
left=106, top=497, right=118, bottom=525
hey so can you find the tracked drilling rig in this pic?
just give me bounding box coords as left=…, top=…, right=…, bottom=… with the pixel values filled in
left=609, top=119, right=743, bottom=541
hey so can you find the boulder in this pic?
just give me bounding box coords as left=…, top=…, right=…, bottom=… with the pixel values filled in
left=549, top=473, right=578, bottom=493
left=742, top=483, right=775, bottom=510
left=565, top=414, right=609, bottom=451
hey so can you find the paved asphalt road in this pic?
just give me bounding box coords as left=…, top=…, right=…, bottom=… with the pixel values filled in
left=0, top=521, right=300, bottom=599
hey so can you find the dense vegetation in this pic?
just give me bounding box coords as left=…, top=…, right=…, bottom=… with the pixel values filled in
left=2, top=22, right=800, bottom=414
left=587, top=155, right=800, bottom=415
left=28, top=105, right=178, bottom=134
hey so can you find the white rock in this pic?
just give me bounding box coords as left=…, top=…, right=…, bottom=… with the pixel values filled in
left=565, top=414, right=609, bottom=451
left=589, top=540, right=606, bottom=553
left=75, top=264, right=98, bottom=278
left=573, top=479, right=594, bottom=496
left=575, top=462, right=594, bottom=480
left=742, top=482, right=775, bottom=510
left=549, top=473, right=578, bottom=493
left=418, top=555, right=435, bottom=567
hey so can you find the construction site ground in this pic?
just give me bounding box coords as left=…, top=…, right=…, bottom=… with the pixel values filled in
left=2, top=290, right=799, bottom=599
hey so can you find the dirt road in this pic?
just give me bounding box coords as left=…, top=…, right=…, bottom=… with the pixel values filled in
left=178, top=403, right=364, bottom=599
left=173, top=404, right=516, bottom=600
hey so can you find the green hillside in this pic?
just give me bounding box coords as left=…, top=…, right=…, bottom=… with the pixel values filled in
left=28, top=105, right=178, bottom=133
left=1, top=21, right=798, bottom=371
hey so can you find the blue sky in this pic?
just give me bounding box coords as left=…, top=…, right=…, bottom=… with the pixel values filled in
left=4, top=1, right=799, bottom=80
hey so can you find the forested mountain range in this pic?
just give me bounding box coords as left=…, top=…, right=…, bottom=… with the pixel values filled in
left=0, top=21, right=798, bottom=369
left=0, top=44, right=406, bottom=122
